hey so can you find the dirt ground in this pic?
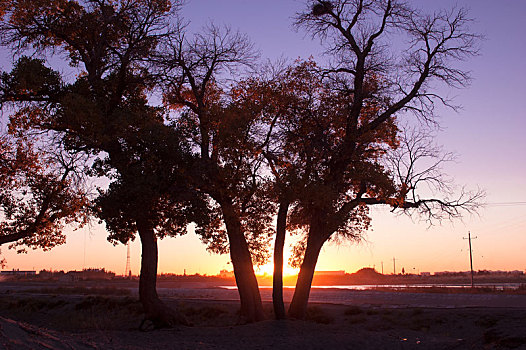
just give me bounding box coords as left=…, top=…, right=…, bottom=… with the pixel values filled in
left=0, top=289, right=525, bottom=349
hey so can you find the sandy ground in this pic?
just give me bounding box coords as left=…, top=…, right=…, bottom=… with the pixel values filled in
left=158, top=286, right=526, bottom=308
left=0, top=286, right=525, bottom=349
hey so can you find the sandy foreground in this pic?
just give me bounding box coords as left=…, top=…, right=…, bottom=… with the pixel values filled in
left=0, top=286, right=525, bottom=349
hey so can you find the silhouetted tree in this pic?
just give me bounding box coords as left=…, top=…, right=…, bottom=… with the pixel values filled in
left=0, top=0, right=204, bottom=327
left=236, top=61, right=328, bottom=319
left=242, top=60, right=377, bottom=319
left=266, top=0, right=482, bottom=319
left=94, top=117, right=211, bottom=328
left=158, top=24, right=273, bottom=322
left=0, top=127, right=88, bottom=251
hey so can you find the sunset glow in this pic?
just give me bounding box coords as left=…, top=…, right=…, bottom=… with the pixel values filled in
left=255, top=263, right=299, bottom=277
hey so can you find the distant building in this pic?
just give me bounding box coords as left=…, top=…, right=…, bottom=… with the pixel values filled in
left=38, top=270, right=65, bottom=280
left=219, top=270, right=234, bottom=278
left=314, top=270, right=346, bottom=276
left=433, top=271, right=469, bottom=276
left=0, top=269, right=36, bottom=277
left=59, top=268, right=115, bottom=281
left=476, top=270, right=524, bottom=276
left=420, top=272, right=431, bottom=276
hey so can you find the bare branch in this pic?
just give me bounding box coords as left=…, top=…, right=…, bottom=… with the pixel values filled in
left=372, top=126, right=485, bottom=224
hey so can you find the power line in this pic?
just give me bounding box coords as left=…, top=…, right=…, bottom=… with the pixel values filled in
left=485, top=201, right=526, bottom=207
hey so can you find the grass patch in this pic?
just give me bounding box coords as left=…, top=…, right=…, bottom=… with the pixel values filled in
left=408, top=317, right=432, bottom=331
left=75, top=296, right=140, bottom=312
left=27, top=286, right=131, bottom=296
left=347, top=315, right=367, bottom=324
left=366, top=309, right=379, bottom=315
left=411, top=308, right=424, bottom=316
left=344, top=306, right=363, bottom=316
left=66, top=296, right=142, bottom=330
left=306, top=306, right=334, bottom=324
left=484, top=328, right=526, bottom=348
left=365, top=322, right=393, bottom=332
left=475, top=315, right=499, bottom=328
left=1, top=295, right=143, bottom=331
left=182, top=305, right=228, bottom=320
left=8, top=297, right=66, bottom=312
left=381, top=314, right=396, bottom=323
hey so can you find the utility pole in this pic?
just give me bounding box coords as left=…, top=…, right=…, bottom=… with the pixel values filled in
left=463, top=231, right=477, bottom=288
left=393, top=257, right=396, bottom=275
left=381, top=261, right=384, bottom=275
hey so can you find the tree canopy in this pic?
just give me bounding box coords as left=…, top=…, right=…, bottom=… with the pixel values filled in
left=0, top=0, right=483, bottom=324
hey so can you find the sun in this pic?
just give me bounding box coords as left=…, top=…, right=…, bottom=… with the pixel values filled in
left=255, top=263, right=298, bottom=277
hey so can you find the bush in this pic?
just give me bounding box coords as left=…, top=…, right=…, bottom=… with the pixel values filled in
left=28, top=286, right=131, bottom=296
left=344, top=306, right=363, bottom=316
left=306, top=306, right=334, bottom=324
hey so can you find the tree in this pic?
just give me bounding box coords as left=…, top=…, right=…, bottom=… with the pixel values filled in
left=263, top=0, right=482, bottom=319
left=246, top=60, right=378, bottom=319
left=0, top=127, right=88, bottom=252
left=94, top=116, right=210, bottom=328
left=238, top=60, right=330, bottom=319
left=0, top=55, right=89, bottom=250
left=158, top=24, right=274, bottom=322
left=379, top=126, right=482, bottom=222
left=227, top=59, right=375, bottom=319
left=0, top=0, right=204, bottom=327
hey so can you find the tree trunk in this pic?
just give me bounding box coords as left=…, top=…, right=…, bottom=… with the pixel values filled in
left=288, top=228, right=326, bottom=319
left=272, top=200, right=289, bottom=320
left=136, top=221, right=189, bottom=328
left=221, top=201, right=265, bottom=323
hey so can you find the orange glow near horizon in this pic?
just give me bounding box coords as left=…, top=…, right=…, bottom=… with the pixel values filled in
left=1, top=203, right=525, bottom=277
left=255, top=262, right=299, bottom=277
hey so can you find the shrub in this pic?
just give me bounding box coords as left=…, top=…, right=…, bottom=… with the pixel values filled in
left=306, top=306, right=334, bottom=324
left=344, top=306, right=363, bottom=316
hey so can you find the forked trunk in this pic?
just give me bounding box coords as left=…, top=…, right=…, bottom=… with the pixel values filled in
left=221, top=201, right=265, bottom=323
left=137, top=221, right=189, bottom=328
left=272, top=200, right=289, bottom=320
left=288, top=230, right=326, bottom=319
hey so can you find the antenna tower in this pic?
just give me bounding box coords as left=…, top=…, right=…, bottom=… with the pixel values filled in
left=125, top=241, right=131, bottom=278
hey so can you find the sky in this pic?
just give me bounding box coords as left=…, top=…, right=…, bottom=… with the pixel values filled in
left=1, top=0, right=525, bottom=276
